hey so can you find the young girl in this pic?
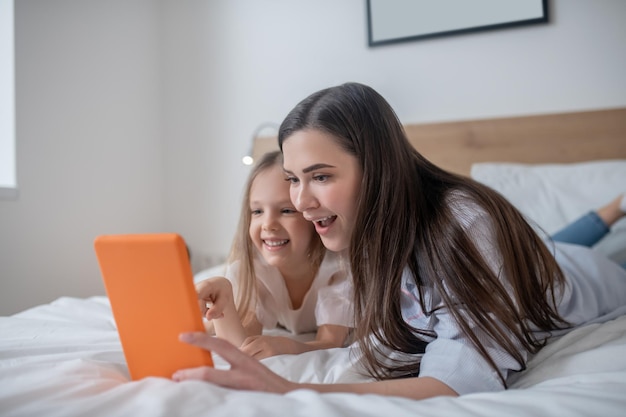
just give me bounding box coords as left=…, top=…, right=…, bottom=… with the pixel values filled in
left=195, top=150, right=352, bottom=359
left=174, top=82, right=626, bottom=400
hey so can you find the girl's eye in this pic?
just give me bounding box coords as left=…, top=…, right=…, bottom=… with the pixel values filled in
left=250, top=209, right=262, bottom=216
left=281, top=208, right=297, bottom=214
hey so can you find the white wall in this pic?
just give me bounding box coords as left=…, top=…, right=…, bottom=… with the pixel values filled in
left=0, top=0, right=164, bottom=314
left=164, top=0, right=626, bottom=274
left=1, top=0, right=625, bottom=315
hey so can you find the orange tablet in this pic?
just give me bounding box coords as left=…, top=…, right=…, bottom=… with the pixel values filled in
left=94, top=233, right=213, bottom=380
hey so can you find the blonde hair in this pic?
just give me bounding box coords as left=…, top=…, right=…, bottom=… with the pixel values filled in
left=228, top=151, right=326, bottom=327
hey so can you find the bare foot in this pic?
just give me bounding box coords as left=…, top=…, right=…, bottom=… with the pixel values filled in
left=596, top=195, right=626, bottom=227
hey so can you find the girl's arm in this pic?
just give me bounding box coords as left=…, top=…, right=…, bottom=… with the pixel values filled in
left=239, top=324, right=350, bottom=359
left=241, top=311, right=263, bottom=338
left=174, top=332, right=458, bottom=400
left=196, top=277, right=249, bottom=347
left=309, top=323, right=351, bottom=349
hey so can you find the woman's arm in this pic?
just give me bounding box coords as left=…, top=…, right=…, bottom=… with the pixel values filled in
left=173, top=332, right=458, bottom=400
left=305, top=376, right=457, bottom=399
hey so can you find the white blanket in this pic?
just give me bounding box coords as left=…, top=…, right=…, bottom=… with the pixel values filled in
left=1, top=296, right=626, bottom=417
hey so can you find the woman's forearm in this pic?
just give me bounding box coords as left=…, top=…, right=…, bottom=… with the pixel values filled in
left=298, top=376, right=458, bottom=400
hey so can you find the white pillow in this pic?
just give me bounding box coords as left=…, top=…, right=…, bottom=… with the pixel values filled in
left=470, top=160, right=626, bottom=263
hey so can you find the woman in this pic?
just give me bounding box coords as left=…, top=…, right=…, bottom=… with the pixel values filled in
left=173, top=82, right=626, bottom=400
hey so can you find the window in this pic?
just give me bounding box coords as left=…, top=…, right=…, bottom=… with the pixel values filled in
left=0, top=0, right=16, bottom=200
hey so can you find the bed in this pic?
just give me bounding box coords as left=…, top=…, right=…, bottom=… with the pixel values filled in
left=2, top=107, right=626, bottom=417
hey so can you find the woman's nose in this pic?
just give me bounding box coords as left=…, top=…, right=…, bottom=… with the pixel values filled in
left=292, top=185, right=317, bottom=213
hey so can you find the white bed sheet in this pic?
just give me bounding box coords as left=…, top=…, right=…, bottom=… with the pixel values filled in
left=1, top=296, right=626, bottom=417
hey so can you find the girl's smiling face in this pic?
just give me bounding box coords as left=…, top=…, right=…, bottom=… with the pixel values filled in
left=282, top=129, right=362, bottom=253
left=248, top=164, right=315, bottom=270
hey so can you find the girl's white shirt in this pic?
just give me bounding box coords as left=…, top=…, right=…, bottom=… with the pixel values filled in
left=223, top=251, right=353, bottom=334
left=400, top=191, right=626, bottom=396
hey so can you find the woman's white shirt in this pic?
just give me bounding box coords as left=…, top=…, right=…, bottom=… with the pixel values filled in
left=400, top=192, right=626, bottom=395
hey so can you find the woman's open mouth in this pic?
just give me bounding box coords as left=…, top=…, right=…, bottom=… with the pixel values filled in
left=314, top=215, right=337, bottom=234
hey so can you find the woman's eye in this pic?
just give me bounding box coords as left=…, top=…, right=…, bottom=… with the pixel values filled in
left=285, top=176, right=299, bottom=184
left=313, top=174, right=329, bottom=182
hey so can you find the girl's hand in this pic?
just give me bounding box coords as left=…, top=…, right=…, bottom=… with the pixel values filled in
left=195, top=277, right=235, bottom=320
left=173, top=332, right=297, bottom=393
left=240, top=335, right=299, bottom=359
left=195, top=277, right=248, bottom=347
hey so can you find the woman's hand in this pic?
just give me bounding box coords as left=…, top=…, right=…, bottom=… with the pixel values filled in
left=173, top=332, right=458, bottom=400
left=195, top=277, right=235, bottom=320
left=173, top=332, right=298, bottom=393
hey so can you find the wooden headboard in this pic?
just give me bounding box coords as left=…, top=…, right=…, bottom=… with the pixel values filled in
left=253, top=107, right=626, bottom=176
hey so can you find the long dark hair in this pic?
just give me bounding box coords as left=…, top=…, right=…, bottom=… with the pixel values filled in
left=278, top=82, right=567, bottom=384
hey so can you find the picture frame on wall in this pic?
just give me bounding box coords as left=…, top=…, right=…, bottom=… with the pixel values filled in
left=367, top=0, right=549, bottom=47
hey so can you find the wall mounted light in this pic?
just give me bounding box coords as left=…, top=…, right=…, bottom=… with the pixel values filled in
left=242, top=122, right=279, bottom=166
